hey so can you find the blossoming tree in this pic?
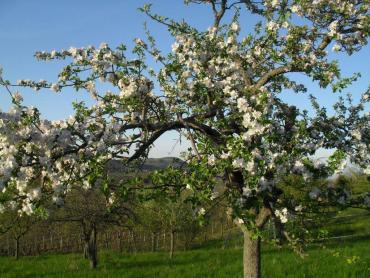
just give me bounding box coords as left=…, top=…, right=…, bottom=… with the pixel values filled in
left=0, top=0, right=369, bottom=277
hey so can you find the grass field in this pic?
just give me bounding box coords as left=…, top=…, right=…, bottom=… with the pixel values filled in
left=0, top=236, right=369, bottom=278
left=1, top=179, right=369, bottom=278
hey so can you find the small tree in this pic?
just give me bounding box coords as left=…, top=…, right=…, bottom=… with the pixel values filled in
left=0, top=212, right=38, bottom=259
left=137, top=201, right=163, bottom=252
left=137, top=167, right=201, bottom=257
left=50, top=186, right=134, bottom=269
left=152, top=198, right=199, bottom=259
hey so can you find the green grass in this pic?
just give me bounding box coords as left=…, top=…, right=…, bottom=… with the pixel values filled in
left=0, top=238, right=369, bottom=278
left=324, top=209, right=370, bottom=237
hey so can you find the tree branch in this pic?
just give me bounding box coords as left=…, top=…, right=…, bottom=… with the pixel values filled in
left=255, top=207, right=271, bottom=228
left=255, top=65, right=292, bottom=88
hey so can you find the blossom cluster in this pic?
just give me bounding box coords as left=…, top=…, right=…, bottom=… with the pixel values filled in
left=0, top=97, right=130, bottom=215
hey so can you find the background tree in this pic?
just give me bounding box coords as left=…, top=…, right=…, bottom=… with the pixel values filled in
left=137, top=166, right=202, bottom=258
left=0, top=212, right=39, bottom=259
left=50, top=186, right=135, bottom=269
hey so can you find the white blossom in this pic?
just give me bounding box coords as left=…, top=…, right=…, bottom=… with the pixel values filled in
left=198, top=207, right=206, bottom=215
left=108, top=192, right=116, bottom=205
left=243, top=186, right=252, bottom=197
left=266, top=21, right=279, bottom=32
left=13, top=92, right=23, bottom=102
left=230, top=22, right=240, bottom=32
left=208, top=154, right=216, bottom=166
left=295, top=205, right=303, bottom=212
left=232, top=157, right=246, bottom=169
left=50, top=83, right=60, bottom=92
left=275, top=208, right=288, bottom=223
left=235, top=218, right=244, bottom=224
left=309, top=187, right=321, bottom=199
left=270, top=0, right=279, bottom=8
left=291, top=5, right=299, bottom=13
left=332, top=44, right=341, bottom=52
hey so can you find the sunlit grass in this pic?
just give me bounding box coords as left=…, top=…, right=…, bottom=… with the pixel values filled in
left=0, top=237, right=368, bottom=278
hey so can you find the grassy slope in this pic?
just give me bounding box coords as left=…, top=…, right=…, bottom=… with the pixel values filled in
left=0, top=238, right=369, bottom=278
left=324, top=209, right=370, bottom=237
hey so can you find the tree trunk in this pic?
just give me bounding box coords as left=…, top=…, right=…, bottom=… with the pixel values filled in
left=169, top=230, right=175, bottom=259
left=243, top=230, right=261, bottom=278
left=15, top=238, right=20, bottom=260
left=273, top=218, right=284, bottom=245
left=88, top=227, right=98, bottom=269
left=83, top=240, right=89, bottom=259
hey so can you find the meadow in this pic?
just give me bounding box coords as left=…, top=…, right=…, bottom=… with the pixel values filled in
left=0, top=235, right=369, bottom=278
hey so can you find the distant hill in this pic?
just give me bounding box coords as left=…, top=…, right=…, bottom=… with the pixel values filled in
left=106, top=157, right=185, bottom=173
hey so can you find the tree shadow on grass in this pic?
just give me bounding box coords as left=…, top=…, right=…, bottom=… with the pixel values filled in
left=264, top=234, right=370, bottom=253
left=105, top=256, right=206, bottom=271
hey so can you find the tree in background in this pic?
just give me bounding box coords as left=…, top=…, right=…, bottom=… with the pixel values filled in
left=136, top=166, right=202, bottom=257
left=0, top=1, right=369, bottom=277
left=50, top=186, right=135, bottom=269
left=0, top=212, right=39, bottom=259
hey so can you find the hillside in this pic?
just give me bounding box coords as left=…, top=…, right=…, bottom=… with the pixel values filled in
left=106, top=157, right=185, bottom=173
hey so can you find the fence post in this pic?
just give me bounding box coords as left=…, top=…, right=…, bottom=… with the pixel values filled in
left=60, top=236, right=63, bottom=252
left=163, top=231, right=166, bottom=251
left=50, top=234, right=53, bottom=250
left=7, top=237, right=10, bottom=256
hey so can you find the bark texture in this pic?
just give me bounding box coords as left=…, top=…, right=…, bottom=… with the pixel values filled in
left=243, top=230, right=261, bottom=278
left=84, top=226, right=98, bottom=269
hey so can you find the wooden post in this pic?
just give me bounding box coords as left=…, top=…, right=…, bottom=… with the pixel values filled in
left=163, top=231, right=166, bottom=251
left=7, top=237, right=10, bottom=256
left=170, top=230, right=175, bottom=259
left=133, top=231, right=137, bottom=253
left=151, top=232, right=156, bottom=252
left=50, top=234, right=53, bottom=250
left=156, top=232, right=159, bottom=250
left=105, top=233, right=109, bottom=250
left=221, top=222, right=224, bottom=239
left=15, top=238, right=20, bottom=260
left=60, top=236, right=63, bottom=252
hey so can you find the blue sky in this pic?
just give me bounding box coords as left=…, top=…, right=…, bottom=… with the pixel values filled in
left=0, top=0, right=369, bottom=157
